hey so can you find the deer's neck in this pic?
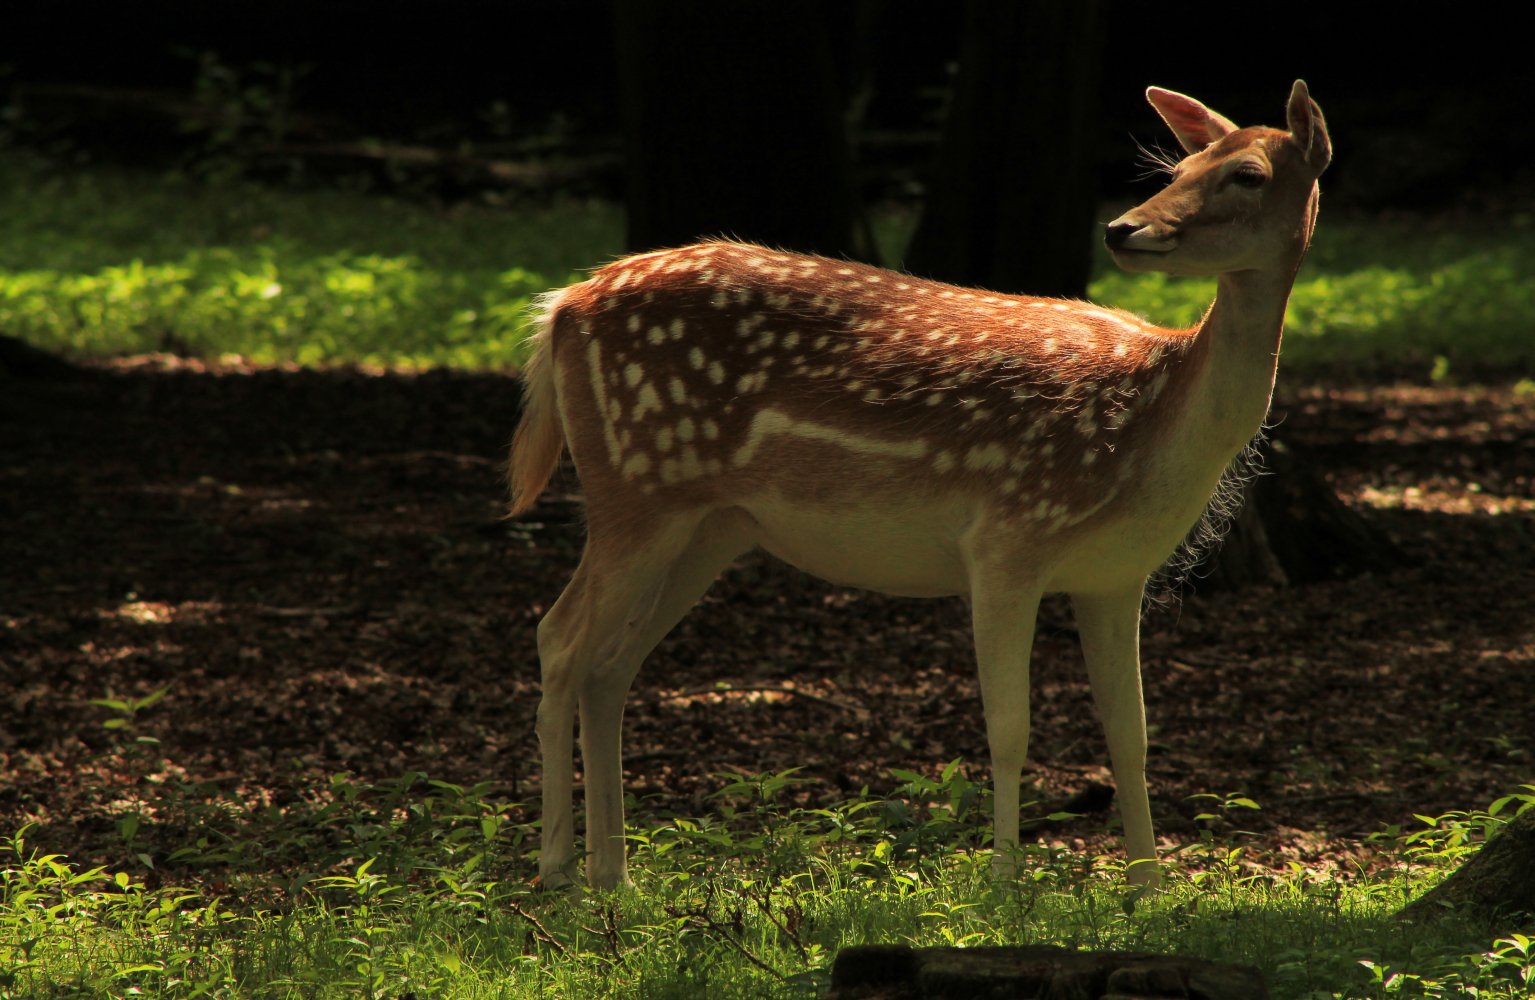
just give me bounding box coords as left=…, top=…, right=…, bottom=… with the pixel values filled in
left=1183, top=253, right=1305, bottom=453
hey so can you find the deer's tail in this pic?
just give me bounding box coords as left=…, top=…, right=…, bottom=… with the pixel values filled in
left=507, top=289, right=569, bottom=517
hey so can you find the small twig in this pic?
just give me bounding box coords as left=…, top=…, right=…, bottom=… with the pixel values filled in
left=506, top=897, right=569, bottom=957
left=657, top=684, right=862, bottom=715
left=257, top=604, right=360, bottom=619
left=601, top=902, right=625, bottom=963
left=394, top=449, right=500, bottom=467
left=661, top=880, right=786, bottom=981
left=700, top=919, right=785, bottom=981
left=669, top=910, right=785, bottom=981
left=748, top=884, right=809, bottom=963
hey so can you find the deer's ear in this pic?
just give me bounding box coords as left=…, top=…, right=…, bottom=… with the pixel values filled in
left=1146, top=87, right=1239, bottom=155
left=1286, top=79, right=1332, bottom=171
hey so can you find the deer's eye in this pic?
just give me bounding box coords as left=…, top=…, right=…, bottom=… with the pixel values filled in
left=1232, top=164, right=1268, bottom=189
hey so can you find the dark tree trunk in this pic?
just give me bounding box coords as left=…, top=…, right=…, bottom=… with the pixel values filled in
left=614, top=0, right=868, bottom=261
left=0, top=334, right=84, bottom=380
left=904, top=0, right=1105, bottom=296
left=1193, top=437, right=1412, bottom=591
left=1399, top=807, right=1535, bottom=927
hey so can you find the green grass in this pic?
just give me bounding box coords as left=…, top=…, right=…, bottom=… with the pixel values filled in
left=2, top=152, right=1533, bottom=376
left=0, top=153, right=617, bottom=369
left=4, top=769, right=1533, bottom=998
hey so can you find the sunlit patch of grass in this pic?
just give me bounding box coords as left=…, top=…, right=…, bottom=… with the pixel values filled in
left=0, top=152, right=620, bottom=370
left=3, top=764, right=1533, bottom=998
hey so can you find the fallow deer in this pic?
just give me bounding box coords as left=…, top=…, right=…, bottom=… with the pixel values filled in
left=509, top=80, right=1330, bottom=889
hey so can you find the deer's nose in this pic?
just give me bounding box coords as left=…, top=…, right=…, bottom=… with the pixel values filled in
left=1104, top=220, right=1143, bottom=251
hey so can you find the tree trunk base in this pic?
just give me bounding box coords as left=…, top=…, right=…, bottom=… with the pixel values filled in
left=1398, top=807, right=1535, bottom=928
left=1193, top=437, right=1412, bottom=592
left=0, top=334, right=87, bottom=381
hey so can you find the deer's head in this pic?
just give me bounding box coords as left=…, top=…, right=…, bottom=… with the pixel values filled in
left=1106, top=80, right=1331, bottom=277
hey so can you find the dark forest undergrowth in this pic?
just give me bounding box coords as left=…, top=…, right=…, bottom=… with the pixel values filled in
left=5, top=356, right=1533, bottom=870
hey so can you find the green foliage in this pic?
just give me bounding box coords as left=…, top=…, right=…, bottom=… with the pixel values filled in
left=0, top=152, right=618, bottom=369
left=4, top=767, right=1534, bottom=997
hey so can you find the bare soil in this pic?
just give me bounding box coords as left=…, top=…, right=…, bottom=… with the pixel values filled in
left=2, top=358, right=1532, bottom=878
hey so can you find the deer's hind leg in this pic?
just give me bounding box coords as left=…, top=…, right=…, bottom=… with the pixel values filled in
left=535, top=506, right=755, bottom=889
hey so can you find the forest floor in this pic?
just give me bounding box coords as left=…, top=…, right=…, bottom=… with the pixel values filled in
left=2, top=357, right=1532, bottom=880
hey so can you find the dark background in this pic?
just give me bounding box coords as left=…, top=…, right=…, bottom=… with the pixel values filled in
left=7, top=1, right=1533, bottom=213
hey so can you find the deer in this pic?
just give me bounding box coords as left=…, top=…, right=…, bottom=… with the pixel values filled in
left=508, top=81, right=1330, bottom=890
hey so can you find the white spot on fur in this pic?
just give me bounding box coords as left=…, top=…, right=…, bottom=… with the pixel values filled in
left=634, top=383, right=663, bottom=420
left=588, top=341, right=622, bottom=464
left=735, top=371, right=769, bottom=394
left=965, top=443, right=1007, bottom=472
left=624, top=363, right=645, bottom=388
left=677, top=446, right=703, bottom=480
left=621, top=452, right=651, bottom=478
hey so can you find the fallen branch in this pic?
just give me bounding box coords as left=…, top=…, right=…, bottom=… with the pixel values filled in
left=657, top=684, right=862, bottom=715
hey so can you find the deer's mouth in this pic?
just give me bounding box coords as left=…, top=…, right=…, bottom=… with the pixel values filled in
left=1104, top=217, right=1181, bottom=255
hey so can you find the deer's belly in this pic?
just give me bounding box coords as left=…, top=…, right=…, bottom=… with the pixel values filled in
left=746, top=498, right=971, bottom=598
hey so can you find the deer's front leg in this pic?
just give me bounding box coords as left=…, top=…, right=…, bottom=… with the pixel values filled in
left=969, top=581, right=1044, bottom=877
left=1072, top=582, right=1160, bottom=886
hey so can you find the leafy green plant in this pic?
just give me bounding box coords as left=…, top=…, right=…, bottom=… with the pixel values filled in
left=88, top=683, right=171, bottom=733
left=7, top=780, right=1535, bottom=997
